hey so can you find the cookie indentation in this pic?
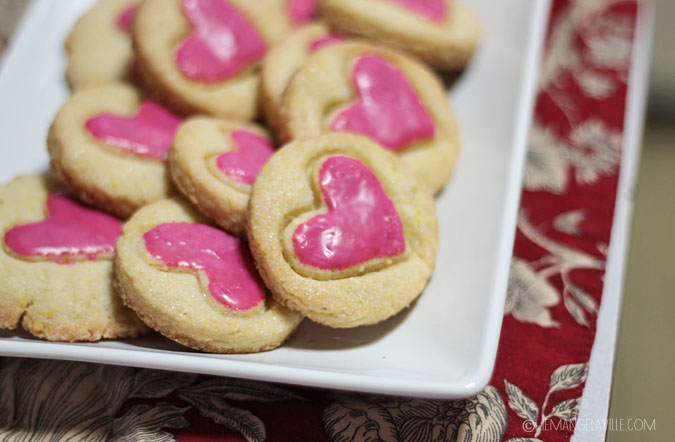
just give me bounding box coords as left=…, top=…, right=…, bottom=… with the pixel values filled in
left=215, top=130, right=274, bottom=185
left=309, top=35, right=343, bottom=52
left=116, top=5, right=137, bottom=33
left=85, top=101, right=181, bottom=161
left=288, top=0, right=318, bottom=24
left=384, top=0, right=447, bottom=22
left=143, top=222, right=265, bottom=311
left=292, top=155, right=405, bottom=270
left=176, top=0, right=267, bottom=82
left=4, top=194, right=122, bottom=262
left=330, top=55, right=435, bottom=151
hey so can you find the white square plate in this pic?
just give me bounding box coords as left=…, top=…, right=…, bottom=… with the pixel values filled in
left=0, top=0, right=550, bottom=398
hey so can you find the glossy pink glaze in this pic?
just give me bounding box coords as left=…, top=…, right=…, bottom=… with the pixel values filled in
left=288, top=0, right=318, bottom=24
left=4, top=195, right=122, bottom=262
left=330, top=55, right=435, bottom=151
left=384, top=0, right=447, bottom=22
left=85, top=101, right=181, bottom=161
left=144, top=222, right=265, bottom=311
left=309, top=35, right=343, bottom=52
left=215, top=130, right=274, bottom=185
left=176, top=0, right=267, bottom=82
left=293, top=156, right=405, bottom=270
left=116, top=5, right=137, bottom=33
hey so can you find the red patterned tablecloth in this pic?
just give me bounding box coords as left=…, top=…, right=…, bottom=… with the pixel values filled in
left=0, top=1, right=640, bottom=441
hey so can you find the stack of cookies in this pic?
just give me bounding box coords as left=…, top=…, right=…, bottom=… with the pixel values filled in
left=0, top=0, right=481, bottom=353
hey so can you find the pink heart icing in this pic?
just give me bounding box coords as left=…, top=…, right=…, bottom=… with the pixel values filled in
left=4, top=194, right=122, bottom=263
left=293, top=156, right=405, bottom=270
left=384, top=0, right=447, bottom=22
left=309, top=35, right=343, bottom=52
left=116, top=5, right=137, bottom=33
left=143, top=222, right=265, bottom=311
left=215, top=130, right=274, bottom=186
left=85, top=101, right=182, bottom=161
left=175, top=0, right=267, bottom=82
left=330, top=55, right=435, bottom=151
left=288, top=0, right=318, bottom=24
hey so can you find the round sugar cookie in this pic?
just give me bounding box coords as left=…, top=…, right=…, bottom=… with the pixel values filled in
left=48, top=83, right=182, bottom=218
left=0, top=175, right=148, bottom=342
left=320, top=0, right=481, bottom=70
left=247, top=133, right=438, bottom=328
left=169, top=116, right=275, bottom=236
left=114, top=197, right=304, bottom=353
left=65, top=0, right=140, bottom=89
left=260, top=22, right=343, bottom=133
left=132, top=0, right=291, bottom=120
left=279, top=42, right=461, bottom=194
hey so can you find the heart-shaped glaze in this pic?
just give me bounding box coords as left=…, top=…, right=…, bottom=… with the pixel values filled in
left=330, top=55, right=435, bottom=151
left=85, top=101, right=181, bottom=161
left=293, top=156, right=405, bottom=270
left=288, top=0, right=318, bottom=24
left=116, top=5, right=137, bottom=33
left=215, top=130, right=274, bottom=186
left=384, top=0, right=448, bottom=22
left=309, top=34, right=343, bottom=52
left=144, top=222, right=265, bottom=311
left=4, top=194, right=122, bottom=262
left=176, top=0, right=267, bottom=82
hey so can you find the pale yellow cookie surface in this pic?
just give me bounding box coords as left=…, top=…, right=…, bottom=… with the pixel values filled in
left=320, top=0, right=481, bottom=70
left=169, top=116, right=273, bottom=236
left=279, top=42, right=461, bottom=194
left=260, top=22, right=336, bottom=133
left=0, top=175, right=148, bottom=342
left=66, top=0, right=140, bottom=89
left=48, top=83, right=175, bottom=218
left=133, top=0, right=291, bottom=120
left=247, top=133, right=438, bottom=328
left=114, top=197, right=304, bottom=353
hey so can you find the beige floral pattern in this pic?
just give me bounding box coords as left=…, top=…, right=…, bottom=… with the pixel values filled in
left=0, top=359, right=305, bottom=442
left=506, top=258, right=561, bottom=328
left=0, top=359, right=195, bottom=441
left=505, top=212, right=604, bottom=328
left=322, top=386, right=508, bottom=442
left=505, top=363, right=588, bottom=439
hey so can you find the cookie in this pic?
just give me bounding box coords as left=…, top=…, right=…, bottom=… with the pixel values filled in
left=48, top=83, right=182, bottom=218
left=260, top=22, right=342, bottom=133
left=279, top=42, right=461, bottom=194
left=65, top=0, right=140, bottom=89
left=114, top=197, right=303, bottom=353
left=247, top=133, right=438, bottom=328
left=0, top=175, right=148, bottom=342
left=169, top=116, right=275, bottom=236
left=320, top=0, right=481, bottom=70
left=133, top=0, right=291, bottom=120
